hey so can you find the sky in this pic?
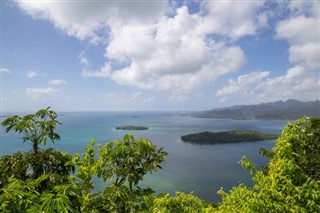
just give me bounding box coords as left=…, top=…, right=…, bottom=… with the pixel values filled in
left=1, top=0, right=319, bottom=112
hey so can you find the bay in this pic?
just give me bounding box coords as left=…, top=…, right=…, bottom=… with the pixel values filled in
left=0, top=112, right=289, bottom=203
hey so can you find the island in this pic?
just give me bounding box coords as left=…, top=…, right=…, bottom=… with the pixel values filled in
left=181, top=130, right=278, bottom=145
left=115, top=125, right=149, bottom=130
left=191, top=99, right=320, bottom=120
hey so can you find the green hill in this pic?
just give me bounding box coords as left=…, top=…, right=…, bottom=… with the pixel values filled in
left=193, top=99, right=320, bottom=120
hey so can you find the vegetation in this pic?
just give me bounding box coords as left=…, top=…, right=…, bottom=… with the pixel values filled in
left=0, top=108, right=167, bottom=212
left=116, top=125, right=149, bottom=130
left=1, top=108, right=319, bottom=212
left=193, top=99, right=320, bottom=120
left=181, top=130, right=278, bottom=144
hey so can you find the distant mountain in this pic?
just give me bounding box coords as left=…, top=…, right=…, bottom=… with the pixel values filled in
left=193, top=99, right=320, bottom=120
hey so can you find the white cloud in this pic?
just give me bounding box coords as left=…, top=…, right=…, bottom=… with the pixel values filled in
left=201, top=1, right=266, bottom=40
left=276, top=15, right=319, bottom=45
left=288, top=42, right=320, bottom=70
left=49, top=79, right=67, bottom=85
left=16, top=1, right=168, bottom=44
left=0, top=67, right=11, bottom=73
left=26, top=88, right=59, bottom=99
left=26, top=70, right=37, bottom=78
left=289, top=1, right=319, bottom=17
left=216, top=71, right=270, bottom=97
left=9, top=0, right=318, bottom=110
left=216, top=67, right=320, bottom=104
left=213, top=1, right=319, bottom=104
left=216, top=71, right=271, bottom=104
left=81, top=62, right=111, bottom=78
left=79, top=51, right=89, bottom=67
left=108, top=6, right=246, bottom=94
left=254, top=67, right=319, bottom=101
left=276, top=5, right=320, bottom=71
left=16, top=1, right=270, bottom=100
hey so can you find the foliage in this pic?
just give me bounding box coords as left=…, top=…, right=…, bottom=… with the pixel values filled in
left=0, top=175, right=80, bottom=213
left=0, top=149, right=74, bottom=188
left=216, top=117, right=320, bottom=212
left=152, top=192, right=215, bottom=213
left=1, top=109, right=168, bottom=212
left=66, top=135, right=168, bottom=212
left=1, top=107, right=73, bottom=182
left=97, top=134, right=167, bottom=190
left=1, top=107, right=61, bottom=154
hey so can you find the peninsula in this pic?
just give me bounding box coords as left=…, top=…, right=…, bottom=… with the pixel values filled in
left=181, top=130, right=278, bottom=145
left=115, top=125, right=148, bottom=130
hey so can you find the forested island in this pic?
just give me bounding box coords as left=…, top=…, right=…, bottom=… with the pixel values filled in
left=115, top=125, right=148, bottom=130
left=181, top=130, right=278, bottom=144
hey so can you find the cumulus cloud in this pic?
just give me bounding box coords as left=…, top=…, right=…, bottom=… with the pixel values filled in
left=79, top=51, right=111, bottom=78
left=16, top=1, right=269, bottom=101
left=276, top=16, right=319, bottom=45
left=19, top=0, right=317, bottom=105
left=289, top=1, right=319, bottom=17
left=216, top=71, right=270, bottom=97
left=49, top=79, right=67, bottom=85
left=0, top=67, right=11, bottom=73
left=201, top=1, right=266, bottom=40
left=26, top=88, right=59, bottom=99
left=217, top=1, right=320, bottom=104
left=216, top=67, right=319, bottom=104
left=107, top=5, right=248, bottom=94
left=81, top=62, right=111, bottom=78
left=276, top=2, right=320, bottom=71
left=16, top=1, right=168, bottom=44
left=288, top=43, right=320, bottom=70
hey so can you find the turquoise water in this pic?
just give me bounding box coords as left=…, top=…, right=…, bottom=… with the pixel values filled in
left=0, top=112, right=289, bottom=203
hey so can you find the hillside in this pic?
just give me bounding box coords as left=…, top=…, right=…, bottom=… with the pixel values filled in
left=193, top=99, right=320, bottom=120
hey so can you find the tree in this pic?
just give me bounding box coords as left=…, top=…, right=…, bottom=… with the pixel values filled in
left=1, top=107, right=61, bottom=154
left=1, top=107, right=73, bottom=184
left=67, top=135, right=168, bottom=212
left=216, top=117, right=320, bottom=212
left=152, top=192, right=215, bottom=212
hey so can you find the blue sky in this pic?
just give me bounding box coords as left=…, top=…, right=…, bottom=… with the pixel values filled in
left=1, top=0, right=319, bottom=112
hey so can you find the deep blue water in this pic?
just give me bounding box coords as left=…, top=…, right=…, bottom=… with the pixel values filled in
left=0, top=112, right=289, bottom=203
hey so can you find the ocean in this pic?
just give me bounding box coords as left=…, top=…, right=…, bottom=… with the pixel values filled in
left=0, top=112, right=289, bottom=203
